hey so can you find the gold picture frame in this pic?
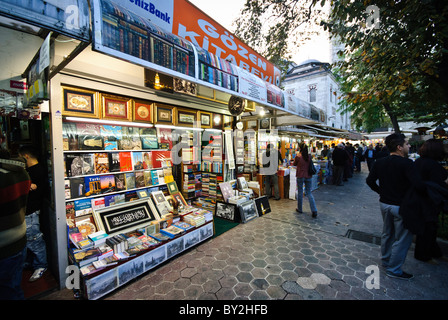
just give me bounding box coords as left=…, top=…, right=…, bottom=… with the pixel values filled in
left=154, top=103, right=175, bottom=125
left=100, top=94, right=132, bottom=121
left=176, top=108, right=197, bottom=127
left=62, top=86, right=100, bottom=118
left=223, top=115, right=233, bottom=130
left=133, top=99, right=153, bottom=123
left=199, top=111, right=212, bottom=129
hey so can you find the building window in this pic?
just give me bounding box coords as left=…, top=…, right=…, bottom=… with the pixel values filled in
left=309, top=85, right=317, bottom=103
left=330, top=86, right=333, bottom=102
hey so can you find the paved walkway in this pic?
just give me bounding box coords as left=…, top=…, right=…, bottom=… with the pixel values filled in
left=42, top=164, right=448, bottom=301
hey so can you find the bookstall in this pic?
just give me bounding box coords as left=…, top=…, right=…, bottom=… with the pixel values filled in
left=0, top=0, right=333, bottom=298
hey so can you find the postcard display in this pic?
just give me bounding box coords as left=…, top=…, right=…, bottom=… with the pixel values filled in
left=63, top=117, right=215, bottom=299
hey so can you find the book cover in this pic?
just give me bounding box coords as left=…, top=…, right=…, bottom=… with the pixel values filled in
left=74, top=198, right=93, bottom=217
left=157, top=127, right=172, bottom=149
left=120, top=126, right=141, bottom=150
left=70, top=177, right=85, bottom=199
left=108, top=152, right=121, bottom=172
left=132, top=151, right=144, bottom=170
left=137, top=189, right=149, bottom=198
left=125, top=191, right=138, bottom=202
left=77, top=123, right=103, bottom=150
left=84, top=176, right=101, bottom=197
left=91, top=197, right=105, bottom=211
left=140, top=127, right=158, bottom=149
left=119, top=152, right=133, bottom=172
left=104, top=194, right=115, bottom=207
left=152, top=150, right=172, bottom=168
left=150, top=170, right=159, bottom=185
left=144, top=170, right=152, bottom=186
left=66, top=201, right=75, bottom=228
left=125, top=172, right=136, bottom=189
left=100, top=175, right=116, bottom=194
left=115, top=173, right=126, bottom=191
left=65, top=154, right=84, bottom=177
left=62, top=122, right=79, bottom=151
left=114, top=194, right=125, bottom=205
left=135, top=171, right=145, bottom=188
left=141, top=151, right=152, bottom=169
left=65, top=179, right=71, bottom=200
left=94, top=153, right=109, bottom=174
left=82, top=153, right=96, bottom=175
left=100, top=125, right=122, bottom=150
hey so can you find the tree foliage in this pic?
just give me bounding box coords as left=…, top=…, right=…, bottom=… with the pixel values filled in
left=235, top=0, right=448, bottom=132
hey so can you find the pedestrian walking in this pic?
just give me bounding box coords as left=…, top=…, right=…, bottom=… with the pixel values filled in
left=366, top=133, right=418, bottom=280
left=260, top=143, right=282, bottom=200
left=293, top=143, right=318, bottom=218
left=365, top=144, right=376, bottom=171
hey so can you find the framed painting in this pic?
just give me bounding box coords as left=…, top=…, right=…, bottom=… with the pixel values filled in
left=62, top=86, right=99, bottom=118
left=223, top=115, right=233, bottom=129
left=215, top=201, right=239, bottom=222
left=154, top=103, right=175, bottom=125
left=93, top=199, right=159, bottom=236
left=176, top=108, right=197, bottom=127
left=199, top=111, right=212, bottom=129
left=238, top=200, right=258, bottom=223
left=133, top=100, right=153, bottom=123
left=101, top=94, right=132, bottom=121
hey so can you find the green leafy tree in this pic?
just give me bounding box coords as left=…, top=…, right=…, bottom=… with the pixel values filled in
left=235, top=0, right=448, bottom=133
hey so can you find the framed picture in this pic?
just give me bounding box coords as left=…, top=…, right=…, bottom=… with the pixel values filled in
left=212, top=113, right=223, bottom=130
left=172, top=191, right=188, bottom=207
left=93, top=199, right=160, bottom=236
left=133, top=100, right=153, bottom=123
left=238, top=200, right=258, bottom=223
left=176, top=108, right=197, bottom=127
left=154, top=103, right=175, bottom=125
left=199, top=111, right=212, bottom=129
left=62, top=86, right=99, bottom=118
left=101, top=94, right=132, bottom=121
left=223, top=115, right=233, bottom=129
left=215, top=201, right=239, bottom=222
left=255, top=196, right=271, bottom=216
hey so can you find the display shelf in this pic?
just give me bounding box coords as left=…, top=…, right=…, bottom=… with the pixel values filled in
left=76, top=220, right=214, bottom=300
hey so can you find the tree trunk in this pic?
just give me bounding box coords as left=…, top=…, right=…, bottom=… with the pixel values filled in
left=383, top=103, right=401, bottom=134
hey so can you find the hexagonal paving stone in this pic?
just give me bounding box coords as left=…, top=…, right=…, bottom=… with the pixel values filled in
left=236, top=271, right=253, bottom=283
left=180, top=267, right=198, bottom=279
left=251, top=278, right=269, bottom=290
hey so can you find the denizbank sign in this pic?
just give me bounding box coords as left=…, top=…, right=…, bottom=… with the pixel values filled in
left=120, top=0, right=281, bottom=86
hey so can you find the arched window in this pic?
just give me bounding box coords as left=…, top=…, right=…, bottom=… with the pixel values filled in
left=309, top=85, right=317, bottom=102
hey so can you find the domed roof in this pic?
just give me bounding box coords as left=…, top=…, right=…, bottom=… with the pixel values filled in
left=298, top=59, right=321, bottom=66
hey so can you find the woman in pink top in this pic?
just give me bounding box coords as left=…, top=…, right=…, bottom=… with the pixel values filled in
left=293, top=143, right=318, bottom=218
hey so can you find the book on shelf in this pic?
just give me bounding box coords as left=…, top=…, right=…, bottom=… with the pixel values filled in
left=82, top=153, right=96, bottom=175
left=157, top=127, right=172, bottom=149
left=144, top=170, right=152, bottom=186
left=66, top=201, right=75, bottom=228
left=88, top=230, right=108, bottom=246
left=63, top=122, right=78, bottom=151
left=125, top=190, right=139, bottom=202
left=148, top=232, right=171, bottom=242
left=84, top=176, right=101, bottom=197
left=137, top=189, right=149, bottom=199
left=94, top=153, right=109, bottom=174
left=77, top=123, right=103, bottom=150
left=93, top=255, right=118, bottom=269
left=74, top=198, right=92, bottom=217
left=135, top=171, right=145, bottom=188
left=109, top=152, right=121, bottom=172
left=65, top=154, right=84, bottom=177
left=141, top=151, right=152, bottom=169
left=119, top=152, right=133, bottom=172
left=91, top=197, right=105, bottom=211
left=160, top=225, right=185, bottom=238
left=125, top=172, right=136, bottom=189
left=69, top=227, right=83, bottom=246
left=100, top=174, right=116, bottom=194
left=114, top=173, right=126, bottom=191
left=152, top=150, right=172, bottom=168
left=172, top=221, right=194, bottom=231
left=132, top=151, right=144, bottom=170
left=101, top=125, right=122, bottom=150
left=120, top=126, right=141, bottom=150
left=140, top=127, right=158, bottom=149
left=150, top=170, right=159, bottom=185
left=73, top=247, right=102, bottom=267
left=65, top=179, right=71, bottom=200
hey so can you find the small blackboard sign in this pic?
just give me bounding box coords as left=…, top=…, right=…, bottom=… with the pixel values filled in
left=93, top=199, right=160, bottom=235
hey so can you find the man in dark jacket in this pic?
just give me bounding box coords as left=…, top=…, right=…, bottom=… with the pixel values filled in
left=332, top=143, right=348, bottom=186
left=366, top=133, right=417, bottom=280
